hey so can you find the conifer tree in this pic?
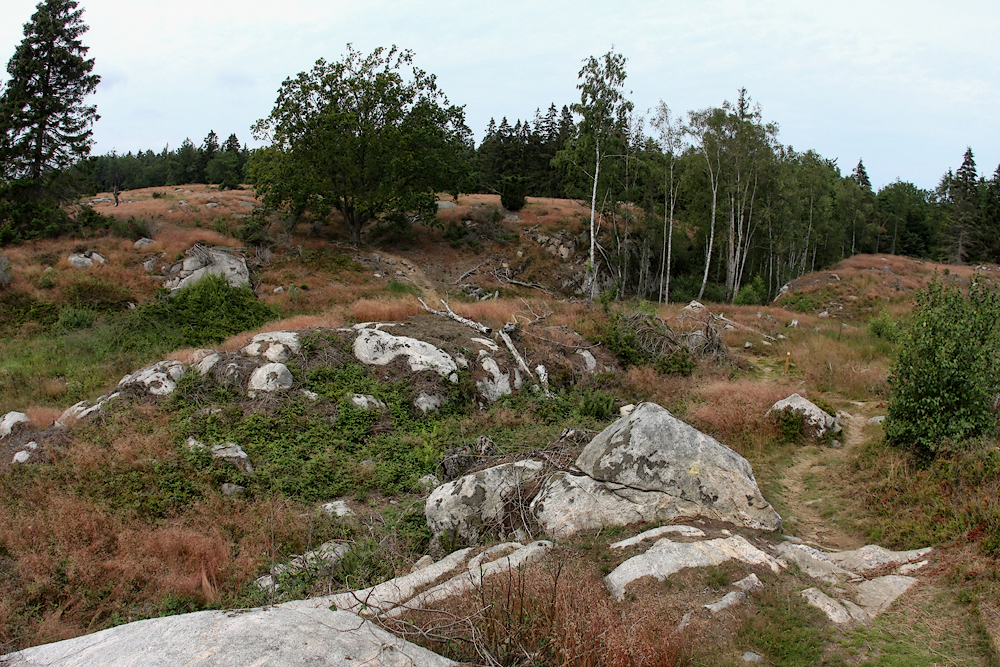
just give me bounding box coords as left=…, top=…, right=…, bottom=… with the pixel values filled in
left=0, top=0, right=100, bottom=187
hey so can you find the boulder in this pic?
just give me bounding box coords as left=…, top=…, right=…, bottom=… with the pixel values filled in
left=55, top=394, right=118, bottom=427
left=350, top=394, right=387, bottom=411
left=163, top=245, right=250, bottom=291
left=118, top=361, right=186, bottom=396
left=133, top=237, right=156, bottom=250
left=415, top=392, right=446, bottom=413
left=1, top=411, right=31, bottom=438
left=825, top=544, right=932, bottom=575
left=854, top=575, right=918, bottom=616
left=211, top=443, right=254, bottom=474
left=0, top=606, right=456, bottom=666
left=476, top=353, right=512, bottom=402
left=67, top=251, right=105, bottom=269
left=12, top=441, right=39, bottom=464
left=353, top=328, right=459, bottom=383
left=801, top=587, right=871, bottom=625
left=775, top=542, right=860, bottom=584
left=604, top=535, right=783, bottom=601
left=425, top=460, right=545, bottom=545
left=575, top=403, right=781, bottom=532
left=767, top=393, right=840, bottom=438
left=241, top=331, right=300, bottom=363
left=248, top=363, right=293, bottom=394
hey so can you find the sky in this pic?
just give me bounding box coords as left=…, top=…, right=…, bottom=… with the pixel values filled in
left=1, top=0, right=997, bottom=191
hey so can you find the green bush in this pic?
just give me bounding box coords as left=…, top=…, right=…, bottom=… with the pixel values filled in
left=63, top=279, right=134, bottom=312
left=110, top=215, right=151, bottom=241
left=868, top=310, right=900, bottom=342
left=56, top=306, right=98, bottom=332
left=579, top=389, right=615, bottom=421
left=733, top=275, right=767, bottom=306
left=885, top=276, right=1000, bottom=458
left=499, top=176, right=527, bottom=211
left=653, top=348, right=695, bottom=377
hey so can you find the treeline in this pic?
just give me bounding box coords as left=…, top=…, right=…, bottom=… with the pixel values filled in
left=466, top=86, right=1000, bottom=303
left=90, top=131, right=250, bottom=192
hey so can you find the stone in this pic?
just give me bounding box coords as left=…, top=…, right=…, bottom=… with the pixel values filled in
left=683, top=300, right=706, bottom=312
left=767, top=393, right=840, bottom=438
left=576, top=349, right=597, bottom=372
left=734, top=573, right=763, bottom=591
left=67, top=251, right=105, bottom=268
left=826, top=544, right=932, bottom=575
left=322, top=500, right=354, bottom=517
left=256, top=541, right=350, bottom=591
left=604, top=535, right=782, bottom=601
left=118, top=361, right=186, bottom=396
left=868, top=415, right=886, bottom=426
left=415, top=392, right=446, bottom=413
left=854, top=575, right=918, bottom=616
left=12, top=450, right=31, bottom=464
left=743, top=651, right=764, bottom=663
left=248, top=363, right=294, bottom=393
left=55, top=394, right=117, bottom=427
left=354, top=328, right=459, bottom=382
left=1, top=411, right=31, bottom=438
left=350, top=394, right=387, bottom=411
left=194, top=352, right=221, bottom=375
left=704, top=591, right=746, bottom=613
left=609, top=525, right=707, bottom=549
left=620, top=403, right=636, bottom=418
left=133, top=237, right=156, bottom=250
left=163, top=246, right=250, bottom=291
left=575, top=403, right=781, bottom=532
left=211, top=443, right=254, bottom=474
left=476, top=354, right=512, bottom=402
left=273, top=286, right=284, bottom=294
left=241, top=331, right=300, bottom=363
left=220, top=483, right=244, bottom=496
left=802, top=587, right=871, bottom=625
left=425, top=460, right=545, bottom=545
left=436, top=200, right=458, bottom=209
left=412, top=555, right=435, bottom=571
left=899, top=560, right=929, bottom=575
left=775, top=542, right=861, bottom=584
left=0, top=605, right=456, bottom=666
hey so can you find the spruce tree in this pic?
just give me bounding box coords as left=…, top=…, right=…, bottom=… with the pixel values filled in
left=0, top=0, right=100, bottom=186
left=851, top=158, right=872, bottom=191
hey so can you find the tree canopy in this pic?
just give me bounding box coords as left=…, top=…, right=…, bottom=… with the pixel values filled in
left=248, top=45, right=471, bottom=244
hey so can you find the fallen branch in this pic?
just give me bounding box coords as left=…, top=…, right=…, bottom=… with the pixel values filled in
left=418, top=297, right=492, bottom=335
left=453, top=257, right=493, bottom=285
left=711, top=313, right=776, bottom=341
left=493, top=268, right=555, bottom=295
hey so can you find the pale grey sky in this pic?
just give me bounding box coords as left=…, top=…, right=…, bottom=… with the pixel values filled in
left=1, top=0, right=997, bottom=190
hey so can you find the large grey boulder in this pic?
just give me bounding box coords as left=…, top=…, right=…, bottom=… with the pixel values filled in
left=354, top=328, right=459, bottom=383
left=0, top=605, right=455, bottom=666
left=425, top=460, right=545, bottom=545
left=164, top=246, right=249, bottom=291
left=118, top=361, right=186, bottom=396
left=248, top=363, right=293, bottom=394
left=767, top=393, right=840, bottom=438
left=241, top=332, right=300, bottom=363
left=1, top=411, right=31, bottom=438
left=574, top=403, right=781, bottom=532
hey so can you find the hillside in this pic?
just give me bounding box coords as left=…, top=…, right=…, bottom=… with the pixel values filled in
left=0, top=187, right=998, bottom=666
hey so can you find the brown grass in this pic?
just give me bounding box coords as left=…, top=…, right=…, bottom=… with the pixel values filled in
left=23, top=406, right=62, bottom=428
left=350, top=297, right=423, bottom=323
left=686, top=379, right=794, bottom=456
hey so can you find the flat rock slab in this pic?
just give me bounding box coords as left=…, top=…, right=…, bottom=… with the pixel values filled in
left=801, top=587, right=871, bottom=625
left=605, top=535, right=782, bottom=601
left=354, top=328, right=458, bottom=382
left=610, top=525, right=707, bottom=549
left=775, top=542, right=861, bottom=584
left=855, top=575, right=918, bottom=616
left=242, top=332, right=300, bottom=363
left=826, top=545, right=932, bottom=575
left=0, top=606, right=455, bottom=666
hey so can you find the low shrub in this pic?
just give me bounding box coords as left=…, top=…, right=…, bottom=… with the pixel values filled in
left=63, top=279, right=134, bottom=312
left=654, top=348, right=695, bottom=377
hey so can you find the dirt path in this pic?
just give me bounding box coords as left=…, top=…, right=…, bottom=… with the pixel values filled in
left=777, top=407, right=872, bottom=550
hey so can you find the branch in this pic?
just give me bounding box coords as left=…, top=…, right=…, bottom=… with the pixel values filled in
left=418, top=297, right=491, bottom=335
left=453, top=257, right=493, bottom=285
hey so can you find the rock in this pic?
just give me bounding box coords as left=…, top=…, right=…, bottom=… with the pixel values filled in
left=194, top=352, right=221, bottom=375
left=322, top=500, right=354, bottom=517
left=683, top=300, right=706, bottom=312
left=734, top=573, right=763, bottom=591
left=620, top=403, right=636, bottom=418
left=248, top=363, right=294, bottom=394
left=609, top=524, right=707, bottom=549
left=273, top=286, right=285, bottom=294
left=55, top=394, right=117, bottom=427
left=350, top=394, right=387, bottom=411
left=119, top=361, right=187, bottom=396
left=604, top=535, right=782, bottom=601
left=476, top=354, right=512, bottom=402
left=576, top=349, right=597, bottom=372
left=163, top=245, right=250, bottom=291
left=818, top=310, right=830, bottom=318
left=415, top=392, right=445, bottom=413
left=220, top=483, right=244, bottom=496
left=425, top=460, right=545, bottom=545
left=826, top=544, right=933, bottom=575
left=67, top=250, right=106, bottom=269
left=743, top=651, right=764, bottom=663
left=436, top=200, right=458, bottom=209
left=354, top=328, right=459, bottom=383
left=575, top=403, right=781, bottom=532
left=133, top=237, right=156, bottom=250
left=801, top=587, right=871, bottom=625
left=12, top=442, right=39, bottom=464
left=854, top=575, right=918, bottom=616
left=898, top=560, right=929, bottom=575
left=868, top=415, right=886, bottom=426
left=301, top=389, right=319, bottom=401
left=789, top=319, right=799, bottom=327
left=0, top=605, right=456, bottom=666
left=767, top=393, right=840, bottom=438
left=1, top=411, right=31, bottom=438
left=256, top=541, right=350, bottom=591
left=704, top=591, right=746, bottom=613
left=211, top=443, right=254, bottom=474
left=775, top=542, right=861, bottom=584
left=744, top=341, right=754, bottom=349
left=242, top=331, right=300, bottom=363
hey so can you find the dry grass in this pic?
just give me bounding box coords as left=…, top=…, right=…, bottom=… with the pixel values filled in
left=23, top=406, right=62, bottom=428
left=216, top=311, right=346, bottom=353
left=351, top=297, right=423, bottom=323
left=686, top=379, right=794, bottom=456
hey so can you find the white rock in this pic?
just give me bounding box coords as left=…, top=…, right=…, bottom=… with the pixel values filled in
left=683, top=300, right=706, bottom=312
left=133, top=237, right=156, bottom=250
left=609, top=525, right=707, bottom=549
left=854, top=575, right=918, bottom=616
left=164, top=246, right=250, bottom=291
left=119, top=361, right=187, bottom=396
left=743, top=651, right=764, bottom=663
left=470, top=337, right=499, bottom=352
left=767, top=393, right=840, bottom=438
left=301, top=389, right=319, bottom=400
left=704, top=591, right=746, bottom=613
left=899, top=560, right=929, bottom=575
left=575, top=403, right=781, bottom=532
left=241, top=331, right=300, bottom=363
left=734, top=573, right=763, bottom=591
left=415, top=392, right=445, bottom=413
left=257, top=541, right=351, bottom=591
left=322, top=500, right=354, bottom=517
left=1, top=411, right=31, bottom=438
left=619, top=403, right=636, bottom=418
left=12, top=450, right=31, bottom=464
left=350, top=394, right=387, bottom=410
left=576, top=349, right=597, bottom=371
left=868, top=415, right=886, bottom=426
left=801, top=587, right=870, bottom=625
left=775, top=542, right=861, bottom=584
left=211, top=443, right=254, bottom=474
left=425, top=460, right=546, bottom=545
left=194, top=352, right=221, bottom=375
left=354, top=328, right=458, bottom=381
left=67, top=253, right=93, bottom=268
left=476, top=355, right=512, bottom=402
left=826, top=544, right=932, bottom=575
left=604, top=535, right=782, bottom=601
left=1, top=605, right=456, bottom=666
left=248, top=363, right=294, bottom=393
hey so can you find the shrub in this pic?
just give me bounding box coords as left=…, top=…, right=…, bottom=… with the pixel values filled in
left=733, top=275, right=767, bottom=306
left=868, top=309, right=899, bottom=342
left=110, top=215, right=152, bottom=241
left=654, top=348, right=695, bottom=377
left=499, top=176, right=527, bottom=211
left=63, top=279, right=134, bottom=312
left=885, top=275, right=1000, bottom=458
left=56, top=306, right=98, bottom=332
left=579, top=389, right=615, bottom=420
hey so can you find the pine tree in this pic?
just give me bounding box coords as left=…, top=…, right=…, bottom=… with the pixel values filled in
left=0, top=0, right=100, bottom=187
left=851, top=158, right=871, bottom=191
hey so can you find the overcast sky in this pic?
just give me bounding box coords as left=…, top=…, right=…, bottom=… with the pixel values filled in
left=1, top=0, right=997, bottom=191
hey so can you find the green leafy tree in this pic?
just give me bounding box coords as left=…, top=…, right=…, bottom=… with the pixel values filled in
left=0, top=0, right=99, bottom=186
left=248, top=45, right=470, bottom=245
left=886, top=275, right=1000, bottom=458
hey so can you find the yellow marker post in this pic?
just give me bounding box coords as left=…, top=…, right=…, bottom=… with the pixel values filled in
left=785, top=351, right=791, bottom=375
